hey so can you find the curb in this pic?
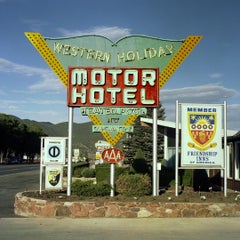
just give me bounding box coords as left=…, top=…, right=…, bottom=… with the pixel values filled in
left=14, top=192, right=240, bottom=218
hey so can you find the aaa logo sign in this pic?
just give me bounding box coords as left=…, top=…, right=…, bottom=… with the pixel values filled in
left=102, top=148, right=124, bottom=163
left=188, top=113, right=217, bottom=151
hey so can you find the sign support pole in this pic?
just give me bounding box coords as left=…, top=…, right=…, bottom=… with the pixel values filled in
left=175, top=101, right=179, bottom=197
left=40, top=137, right=44, bottom=195
left=110, top=163, right=115, bottom=197
left=153, top=107, right=158, bottom=196
left=67, top=107, right=73, bottom=196
left=224, top=101, right=227, bottom=197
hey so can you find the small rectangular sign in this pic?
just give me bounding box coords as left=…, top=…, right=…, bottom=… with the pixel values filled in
left=80, top=107, right=147, bottom=115
left=92, top=125, right=134, bottom=133
left=45, top=165, right=63, bottom=190
left=43, top=137, right=66, bottom=165
left=68, top=67, right=159, bottom=107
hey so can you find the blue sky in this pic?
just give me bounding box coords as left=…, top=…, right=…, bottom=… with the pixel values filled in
left=0, top=0, right=240, bottom=130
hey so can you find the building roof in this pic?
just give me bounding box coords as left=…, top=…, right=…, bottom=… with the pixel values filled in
left=140, top=117, right=238, bottom=137
left=227, top=131, right=240, bottom=141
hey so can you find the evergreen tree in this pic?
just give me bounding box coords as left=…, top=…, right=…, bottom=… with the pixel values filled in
left=122, top=104, right=166, bottom=166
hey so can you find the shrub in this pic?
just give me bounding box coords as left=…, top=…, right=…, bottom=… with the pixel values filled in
left=72, top=162, right=89, bottom=177
left=96, top=164, right=127, bottom=183
left=116, top=174, right=151, bottom=197
left=81, top=168, right=96, bottom=178
left=132, top=149, right=149, bottom=174
left=96, top=163, right=110, bottom=183
left=71, top=180, right=111, bottom=197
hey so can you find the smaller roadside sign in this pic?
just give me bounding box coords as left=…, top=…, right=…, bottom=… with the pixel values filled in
left=45, top=165, right=63, bottom=190
left=43, top=137, right=67, bottom=165
left=101, top=148, right=124, bottom=164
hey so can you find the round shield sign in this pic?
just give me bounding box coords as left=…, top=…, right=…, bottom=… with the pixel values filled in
left=101, top=148, right=124, bottom=163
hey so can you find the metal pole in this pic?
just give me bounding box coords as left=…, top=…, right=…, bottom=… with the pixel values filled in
left=175, top=101, right=179, bottom=196
left=110, top=163, right=115, bottom=197
left=224, top=101, right=227, bottom=197
left=67, top=107, right=73, bottom=196
left=40, top=137, right=44, bottom=195
left=156, top=170, right=159, bottom=196
left=153, top=107, right=158, bottom=196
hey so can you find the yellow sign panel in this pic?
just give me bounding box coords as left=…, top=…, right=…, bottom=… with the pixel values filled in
left=159, top=36, right=202, bottom=88
left=88, top=114, right=138, bottom=146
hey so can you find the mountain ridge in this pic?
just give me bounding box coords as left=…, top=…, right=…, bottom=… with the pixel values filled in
left=0, top=113, right=104, bottom=152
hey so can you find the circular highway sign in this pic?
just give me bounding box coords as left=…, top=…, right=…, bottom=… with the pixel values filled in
left=48, top=146, right=60, bottom=158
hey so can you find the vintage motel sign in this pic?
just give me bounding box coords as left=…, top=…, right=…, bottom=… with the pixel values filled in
left=25, top=32, right=202, bottom=145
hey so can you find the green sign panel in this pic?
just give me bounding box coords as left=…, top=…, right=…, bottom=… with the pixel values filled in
left=25, top=32, right=202, bottom=146
left=45, top=35, right=183, bottom=70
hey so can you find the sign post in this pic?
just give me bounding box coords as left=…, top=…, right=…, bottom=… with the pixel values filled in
left=153, top=108, right=158, bottom=196
left=67, top=107, right=73, bottom=196
left=101, top=147, right=125, bottom=196
left=110, top=163, right=115, bottom=197
left=40, top=137, right=67, bottom=194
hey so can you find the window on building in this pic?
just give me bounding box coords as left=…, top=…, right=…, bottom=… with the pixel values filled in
left=235, top=142, right=240, bottom=180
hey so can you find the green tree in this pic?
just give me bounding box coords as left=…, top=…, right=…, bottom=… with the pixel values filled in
left=0, top=114, right=45, bottom=163
left=132, top=149, right=149, bottom=174
left=122, top=105, right=165, bottom=167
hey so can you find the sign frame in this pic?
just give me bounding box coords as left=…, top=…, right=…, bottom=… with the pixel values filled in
left=175, top=101, right=227, bottom=197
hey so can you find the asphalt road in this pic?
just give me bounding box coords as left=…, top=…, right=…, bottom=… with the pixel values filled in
left=0, top=164, right=240, bottom=240
left=0, top=164, right=39, bottom=217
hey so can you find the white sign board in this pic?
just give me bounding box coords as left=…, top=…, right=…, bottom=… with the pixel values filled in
left=181, top=104, right=223, bottom=167
left=43, top=137, right=66, bottom=165
left=45, top=165, right=63, bottom=190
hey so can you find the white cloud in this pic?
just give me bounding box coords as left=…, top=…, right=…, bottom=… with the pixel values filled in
left=28, top=72, right=64, bottom=91
left=58, top=26, right=132, bottom=41
left=208, top=73, right=223, bottom=79
left=161, top=83, right=237, bottom=104
left=161, top=84, right=240, bottom=130
left=0, top=57, right=63, bottom=91
left=0, top=57, right=47, bottom=77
